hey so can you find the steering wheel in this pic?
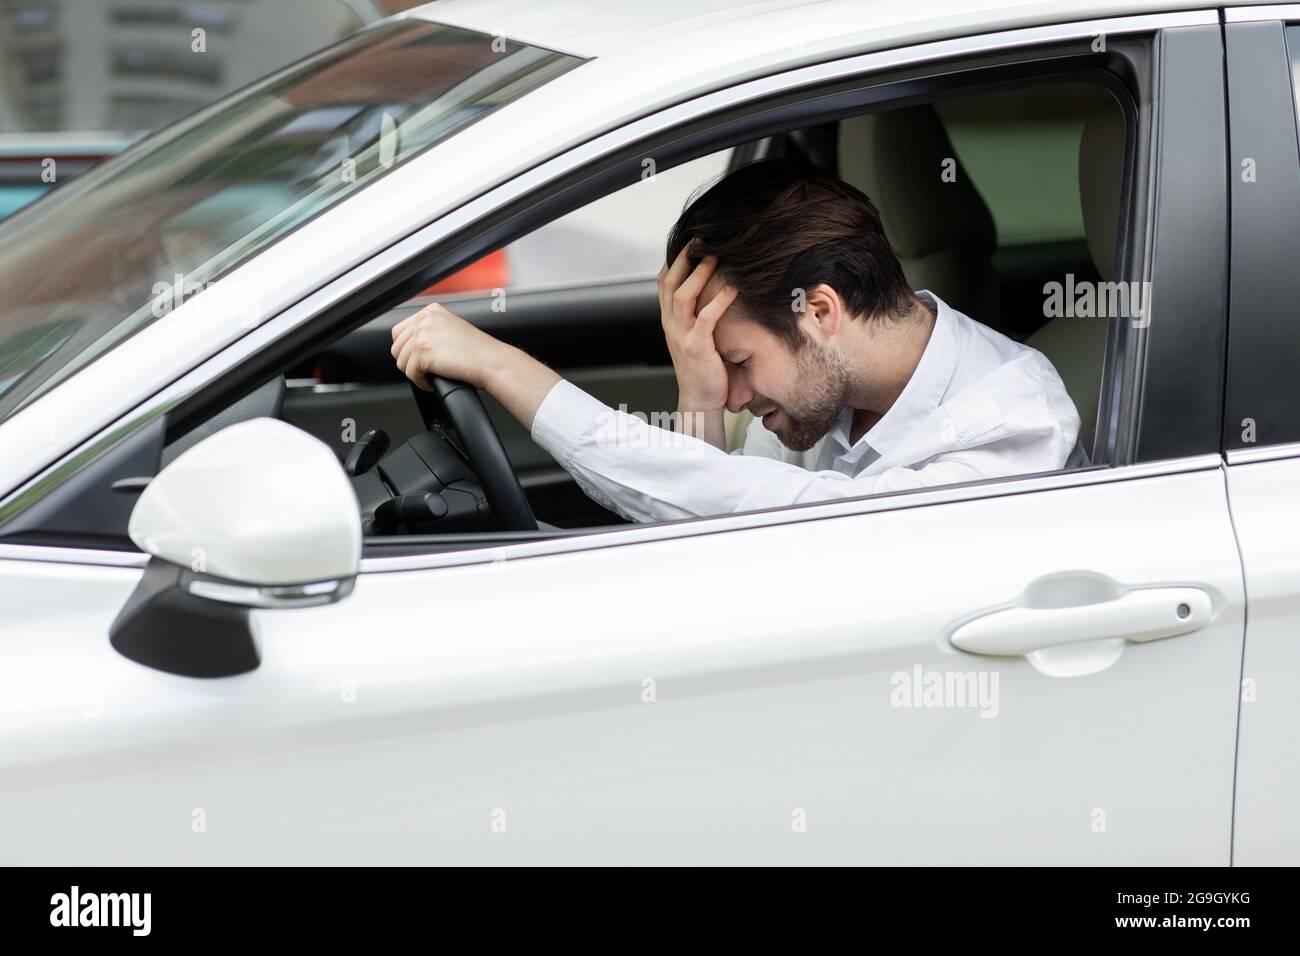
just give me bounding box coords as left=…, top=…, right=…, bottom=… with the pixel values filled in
left=408, top=377, right=538, bottom=532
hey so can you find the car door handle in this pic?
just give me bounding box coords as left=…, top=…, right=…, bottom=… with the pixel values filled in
left=949, top=586, right=1213, bottom=657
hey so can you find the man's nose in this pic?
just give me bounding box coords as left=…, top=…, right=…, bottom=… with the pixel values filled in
left=725, top=374, right=753, bottom=415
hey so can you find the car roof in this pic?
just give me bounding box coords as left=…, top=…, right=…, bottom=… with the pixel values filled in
left=388, top=0, right=1253, bottom=181
left=405, top=0, right=1287, bottom=58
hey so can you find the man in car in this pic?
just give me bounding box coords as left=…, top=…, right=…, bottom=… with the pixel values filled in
left=389, top=158, right=1081, bottom=523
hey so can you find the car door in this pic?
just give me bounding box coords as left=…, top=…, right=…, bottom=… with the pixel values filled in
left=0, top=13, right=1246, bottom=864
left=1217, top=10, right=1300, bottom=867
left=0, top=477, right=1247, bottom=865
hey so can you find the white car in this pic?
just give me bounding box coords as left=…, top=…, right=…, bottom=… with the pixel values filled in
left=0, top=0, right=1297, bottom=865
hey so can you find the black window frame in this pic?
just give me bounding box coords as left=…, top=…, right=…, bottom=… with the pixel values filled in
left=1221, top=18, right=1300, bottom=452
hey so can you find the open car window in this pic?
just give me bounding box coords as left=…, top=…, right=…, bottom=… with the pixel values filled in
left=260, top=76, right=1127, bottom=544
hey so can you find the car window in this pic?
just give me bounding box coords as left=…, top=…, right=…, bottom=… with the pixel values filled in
left=297, top=80, right=1126, bottom=508
left=418, top=150, right=734, bottom=296
left=934, top=83, right=1118, bottom=336
left=825, top=82, right=1123, bottom=458
left=503, top=150, right=733, bottom=291
left=0, top=19, right=580, bottom=422
left=939, top=85, right=1101, bottom=246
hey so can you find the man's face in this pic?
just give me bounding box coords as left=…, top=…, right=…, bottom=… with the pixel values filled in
left=704, top=274, right=854, bottom=452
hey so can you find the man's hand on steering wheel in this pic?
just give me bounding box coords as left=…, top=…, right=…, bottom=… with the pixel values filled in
left=391, top=302, right=507, bottom=391
left=389, top=302, right=546, bottom=533
left=390, top=302, right=562, bottom=437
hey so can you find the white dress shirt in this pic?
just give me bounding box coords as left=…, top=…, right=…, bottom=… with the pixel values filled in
left=529, top=291, right=1081, bottom=523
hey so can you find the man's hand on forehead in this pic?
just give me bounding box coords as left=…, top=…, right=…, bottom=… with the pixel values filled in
left=658, top=245, right=737, bottom=414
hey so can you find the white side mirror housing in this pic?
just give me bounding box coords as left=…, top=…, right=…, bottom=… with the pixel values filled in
left=128, top=417, right=361, bottom=586
left=111, top=418, right=362, bottom=677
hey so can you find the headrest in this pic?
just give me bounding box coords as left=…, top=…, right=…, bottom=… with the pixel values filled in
left=1078, top=104, right=1125, bottom=280
left=837, top=104, right=995, bottom=260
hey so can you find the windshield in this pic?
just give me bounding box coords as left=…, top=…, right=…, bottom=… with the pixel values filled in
left=0, top=20, right=579, bottom=421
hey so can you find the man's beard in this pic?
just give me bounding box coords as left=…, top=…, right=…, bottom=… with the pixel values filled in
left=754, top=340, right=854, bottom=453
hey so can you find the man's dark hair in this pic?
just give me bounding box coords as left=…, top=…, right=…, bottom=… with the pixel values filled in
left=665, top=158, right=914, bottom=352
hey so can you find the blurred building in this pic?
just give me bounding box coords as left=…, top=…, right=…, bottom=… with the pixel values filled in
left=0, top=1, right=728, bottom=295
left=0, top=1, right=431, bottom=135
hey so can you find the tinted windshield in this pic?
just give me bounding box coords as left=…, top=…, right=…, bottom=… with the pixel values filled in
left=0, top=20, right=578, bottom=420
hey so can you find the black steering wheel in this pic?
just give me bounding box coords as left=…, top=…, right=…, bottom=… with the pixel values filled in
left=408, top=377, right=538, bottom=532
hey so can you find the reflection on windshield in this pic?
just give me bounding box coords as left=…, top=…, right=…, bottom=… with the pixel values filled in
left=0, top=20, right=578, bottom=421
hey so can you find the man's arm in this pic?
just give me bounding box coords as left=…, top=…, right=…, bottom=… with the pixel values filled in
left=391, top=305, right=1076, bottom=524
left=526, top=377, right=1076, bottom=524
left=391, top=303, right=560, bottom=429
left=394, top=246, right=739, bottom=448
left=673, top=403, right=726, bottom=450
left=481, top=343, right=562, bottom=433
left=389, top=300, right=732, bottom=459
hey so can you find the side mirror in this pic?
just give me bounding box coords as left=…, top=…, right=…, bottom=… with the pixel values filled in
left=110, top=418, right=362, bottom=677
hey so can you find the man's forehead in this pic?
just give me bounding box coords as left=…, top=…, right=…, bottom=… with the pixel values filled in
left=694, top=272, right=768, bottom=351
left=713, top=307, right=768, bottom=354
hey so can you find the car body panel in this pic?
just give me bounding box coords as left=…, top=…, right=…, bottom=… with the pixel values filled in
left=0, top=462, right=1244, bottom=864
left=0, top=0, right=1283, bottom=864
left=1224, top=452, right=1300, bottom=865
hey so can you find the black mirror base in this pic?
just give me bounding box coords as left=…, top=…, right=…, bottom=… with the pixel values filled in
left=110, top=558, right=261, bottom=677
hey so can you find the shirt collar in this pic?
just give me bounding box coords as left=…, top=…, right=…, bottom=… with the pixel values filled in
left=827, top=290, right=958, bottom=456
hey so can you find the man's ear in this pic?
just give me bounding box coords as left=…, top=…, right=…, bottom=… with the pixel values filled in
left=797, top=283, right=847, bottom=341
